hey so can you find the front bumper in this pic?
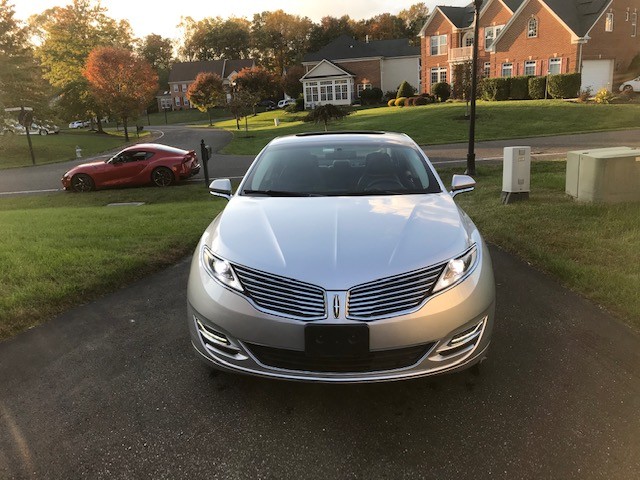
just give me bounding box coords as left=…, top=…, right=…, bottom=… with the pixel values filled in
left=187, top=242, right=495, bottom=383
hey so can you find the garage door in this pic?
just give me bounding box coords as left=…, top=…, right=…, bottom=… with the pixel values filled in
left=581, top=60, right=614, bottom=93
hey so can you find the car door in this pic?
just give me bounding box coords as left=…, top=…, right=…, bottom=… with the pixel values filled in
left=109, top=151, right=154, bottom=186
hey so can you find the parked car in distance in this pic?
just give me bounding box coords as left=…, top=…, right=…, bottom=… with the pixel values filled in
left=61, top=143, right=201, bottom=192
left=187, top=131, right=496, bottom=382
left=256, top=100, right=277, bottom=111
left=277, top=98, right=296, bottom=109
left=68, top=120, right=89, bottom=129
left=619, top=76, right=640, bottom=93
left=17, top=122, right=60, bottom=135
left=0, top=119, right=21, bottom=135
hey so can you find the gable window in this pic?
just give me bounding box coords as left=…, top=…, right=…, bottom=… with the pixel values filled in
left=605, top=13, right=614, bottom=32
left=528, top=18, right=538, bottom=38
left=501, top=63, right=513, bottom=77
left=524, top=60, right=537, bottom=76
left=430, top=35, right=447, bottom=56
left=430, top=67, right=447, bottom=85
left=483, top=62, right=491, bottom=78
left=548, top=58, right=562, bottom=74
left=485, top=25, right=504, bottom=50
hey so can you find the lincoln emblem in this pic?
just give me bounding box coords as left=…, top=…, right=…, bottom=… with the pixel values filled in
left=333, top=295, right=340, bottom=319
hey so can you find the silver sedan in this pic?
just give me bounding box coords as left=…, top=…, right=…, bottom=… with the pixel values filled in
left=187, top=131, right=495, bottom=382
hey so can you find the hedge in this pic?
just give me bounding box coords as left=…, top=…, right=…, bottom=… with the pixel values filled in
left=481, top=78, right=510, bottom=101
left=396, top=81, right=415, bottom=98
left=395, top=97, right=407, bottom=107
left=509, top=76, right=530, bottom=100
left=528, top=76, right=546, bottom=99
left=547, top=73, right=581, bottom=99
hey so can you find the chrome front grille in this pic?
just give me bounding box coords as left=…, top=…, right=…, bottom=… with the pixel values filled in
left=347, top=263, right=446, bottom=319
left=233, top=265, right=326, bottom=320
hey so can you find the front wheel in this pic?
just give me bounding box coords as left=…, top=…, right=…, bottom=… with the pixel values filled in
left=623, top=85, right=634, bottom=93
left=152, top=167, right=174, bottom=187
left=71, top=173, right=94, bottom=192
left=39, top=129, right=48, bottom=136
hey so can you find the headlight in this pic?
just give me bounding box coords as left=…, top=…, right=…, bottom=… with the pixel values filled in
left=202, top=245, right=243, bottom=292
left=433, top=245, right=478, bottom=293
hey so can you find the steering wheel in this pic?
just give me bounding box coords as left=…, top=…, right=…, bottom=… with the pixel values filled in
left=363, top=178, right=405, bottom=191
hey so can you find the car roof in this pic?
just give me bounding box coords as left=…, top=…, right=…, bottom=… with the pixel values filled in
left=266, top=131, right=414, bottom=148
left=122, top=143, right=190, bottom=154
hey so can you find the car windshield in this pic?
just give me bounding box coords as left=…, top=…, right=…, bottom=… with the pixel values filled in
left=241, top=141, right=442, bottom=196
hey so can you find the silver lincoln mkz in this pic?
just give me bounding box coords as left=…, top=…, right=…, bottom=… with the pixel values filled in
left=187, top=132, right=495, bottom=382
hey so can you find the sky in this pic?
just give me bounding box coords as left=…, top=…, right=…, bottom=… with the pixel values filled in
left=15, top=0, right=471, bottom=39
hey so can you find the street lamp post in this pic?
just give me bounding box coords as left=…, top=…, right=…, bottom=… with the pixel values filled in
left=466, top=0, right=482, bottom=176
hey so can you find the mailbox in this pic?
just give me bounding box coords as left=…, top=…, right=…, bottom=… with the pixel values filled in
left=501, top=146, right=531, bottom=204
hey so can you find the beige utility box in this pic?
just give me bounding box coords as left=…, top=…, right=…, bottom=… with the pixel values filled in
left=566, top=147, right=640, bottom=203
left=501, top=146, right=531, bottom=204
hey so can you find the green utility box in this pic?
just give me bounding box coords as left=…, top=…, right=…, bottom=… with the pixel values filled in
left=566, top=147, right=640, bottom=203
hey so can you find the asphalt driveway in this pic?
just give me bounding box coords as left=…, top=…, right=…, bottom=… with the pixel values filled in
left=1, top=246, right=638, bottom=479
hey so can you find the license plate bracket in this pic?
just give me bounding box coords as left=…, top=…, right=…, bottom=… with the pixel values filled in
left=305, top=324, right=369, bottom=357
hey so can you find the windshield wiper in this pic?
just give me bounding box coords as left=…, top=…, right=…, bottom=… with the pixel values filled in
left=242, top=189, right=317, bottom=197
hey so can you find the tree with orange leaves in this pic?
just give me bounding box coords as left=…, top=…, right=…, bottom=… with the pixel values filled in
left=84, top=46, right=157, bottom=141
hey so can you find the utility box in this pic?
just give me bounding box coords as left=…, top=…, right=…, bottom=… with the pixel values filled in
left=501, top=146, right=531, bottom=204
left=566, top=147, right=640, bottom=203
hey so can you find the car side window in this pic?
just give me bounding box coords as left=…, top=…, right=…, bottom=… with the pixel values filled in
left=132, top=151, right=153, bottom=161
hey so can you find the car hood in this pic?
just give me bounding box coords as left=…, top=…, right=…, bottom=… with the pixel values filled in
left=65, top=161, right=107, bottom=175
left=205, top=194, right=477, bottom=290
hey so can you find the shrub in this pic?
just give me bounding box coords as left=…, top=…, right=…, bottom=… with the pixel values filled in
left=415, top=96, right=429, bottom=106
left=594, top=88, right=615, bottom=104
left=547, top=73, right=581, bottom=99
left=481, top=78, right=510, bottom=101
left=383, top=90, right=397, bottom=102
left=528, top=76, right=546, bottom=99
left=406, top=97, right=419, bottom=106
left=577, top=87, right=592, bottom=103
left=395, top=97, right=407, bottom=107
left=396, top=81, right=416, bottom=98
left=431, top=82, right=451, bottom=102
left=387, top=99, right=396, bottom=107
left=509, top=76, right=530, bottom=100
left=360, top=87, right=383, bottom=105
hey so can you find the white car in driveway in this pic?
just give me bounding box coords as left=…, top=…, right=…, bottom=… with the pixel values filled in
left=68, top=120, right=89, bottom=129
left=619, top=76, right=640, bottom=93
left=277, top=99, right=296, bottom=109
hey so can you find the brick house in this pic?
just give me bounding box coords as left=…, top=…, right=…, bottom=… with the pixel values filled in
left=419, top=0, right=640, bottom=94
left=300, top=34, right=421, bottom=107
left=165, top=59, right=255, bottom=111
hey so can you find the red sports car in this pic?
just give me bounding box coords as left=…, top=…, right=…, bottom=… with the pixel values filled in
left=61, top=143, right=201, bottom=192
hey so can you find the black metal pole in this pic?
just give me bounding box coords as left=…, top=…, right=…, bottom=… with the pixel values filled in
left=466, top=0, right=482, bottom=176
left=201, top=139, right=210, bottom=187
left=164, top=108, right=168, bottom=125
left=25, top=126, right=36, bottom=165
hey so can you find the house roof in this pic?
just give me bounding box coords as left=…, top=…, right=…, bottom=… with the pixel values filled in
left=303, top=34, right=420, bottom=63
left=424, top=0, right=611, bottom=39
left=168, top=59, right=255, bottom=83
left=300, top=59, right=357, bottom=81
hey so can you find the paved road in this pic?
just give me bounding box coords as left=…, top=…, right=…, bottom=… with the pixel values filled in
left=1, top=127, right=639, bottom=195
left=1, top=246, right=639, bottom=479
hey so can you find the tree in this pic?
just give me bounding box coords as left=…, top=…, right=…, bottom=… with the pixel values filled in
left=303, top=104, right=352, bottom=131
left=178, top=16, right=251, bottom=61
left=31, top=0, right=133, bottom=131
left=308, top=16, right=355, bottom=52
left=251, top=10, right=313, bottom=74
left=84, top=47, right=158, bottom=141
left=396, top=81, right=416, bottom=98
left=283, top=65, right=305, bottom=99
left=235, top=66, right=280, bottom=114
left=398, top=3, right=430, bottom=43
left=186, top=72, right=225, bottom=125
left=354, top=13, right=408, bottom=41
left=228, top=89, right=259, bottom=133
left=138, top=34, right=174, bottom=111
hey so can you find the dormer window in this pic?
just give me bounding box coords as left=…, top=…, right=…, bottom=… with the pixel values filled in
left=605, top=13, right=614, bottom=32
left=528, top=18, right=538, bottom=38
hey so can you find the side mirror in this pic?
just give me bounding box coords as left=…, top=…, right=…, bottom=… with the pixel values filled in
left=450, top=174, right=476, bottom=198
left=209, top=178, right=232, bottom=200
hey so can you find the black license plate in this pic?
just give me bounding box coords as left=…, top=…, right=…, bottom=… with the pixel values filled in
left=305, top=324, right=369, bottom=357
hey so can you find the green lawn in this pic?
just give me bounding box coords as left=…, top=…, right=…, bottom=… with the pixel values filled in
left=0, top=160, right=637, bottom=340
left=0, top=130, right=148, bottom=169
left=0, top=184, right=224, bottom=340
left=448, top=161, right=640, bottom=327
left=212, top=100, right=640, bottom=155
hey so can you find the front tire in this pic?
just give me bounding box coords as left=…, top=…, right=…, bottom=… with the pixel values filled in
left=71, top=173, right=94, bottom=192
left=39, top=129, right=48, bottom=136
left=152, top=167, right=174, bottom=187
left=623, top=85, right=634, bottom=93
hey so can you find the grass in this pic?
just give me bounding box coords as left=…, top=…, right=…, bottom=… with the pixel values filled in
left=0, top=130, right=150, bottom=169
left=212, top=100, right=640, bottom=155
left=0, top=185, right=224, bottom=340
left=444, top=161, right=640, bottom=327
left=0, top=160, right=638, bottom=340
